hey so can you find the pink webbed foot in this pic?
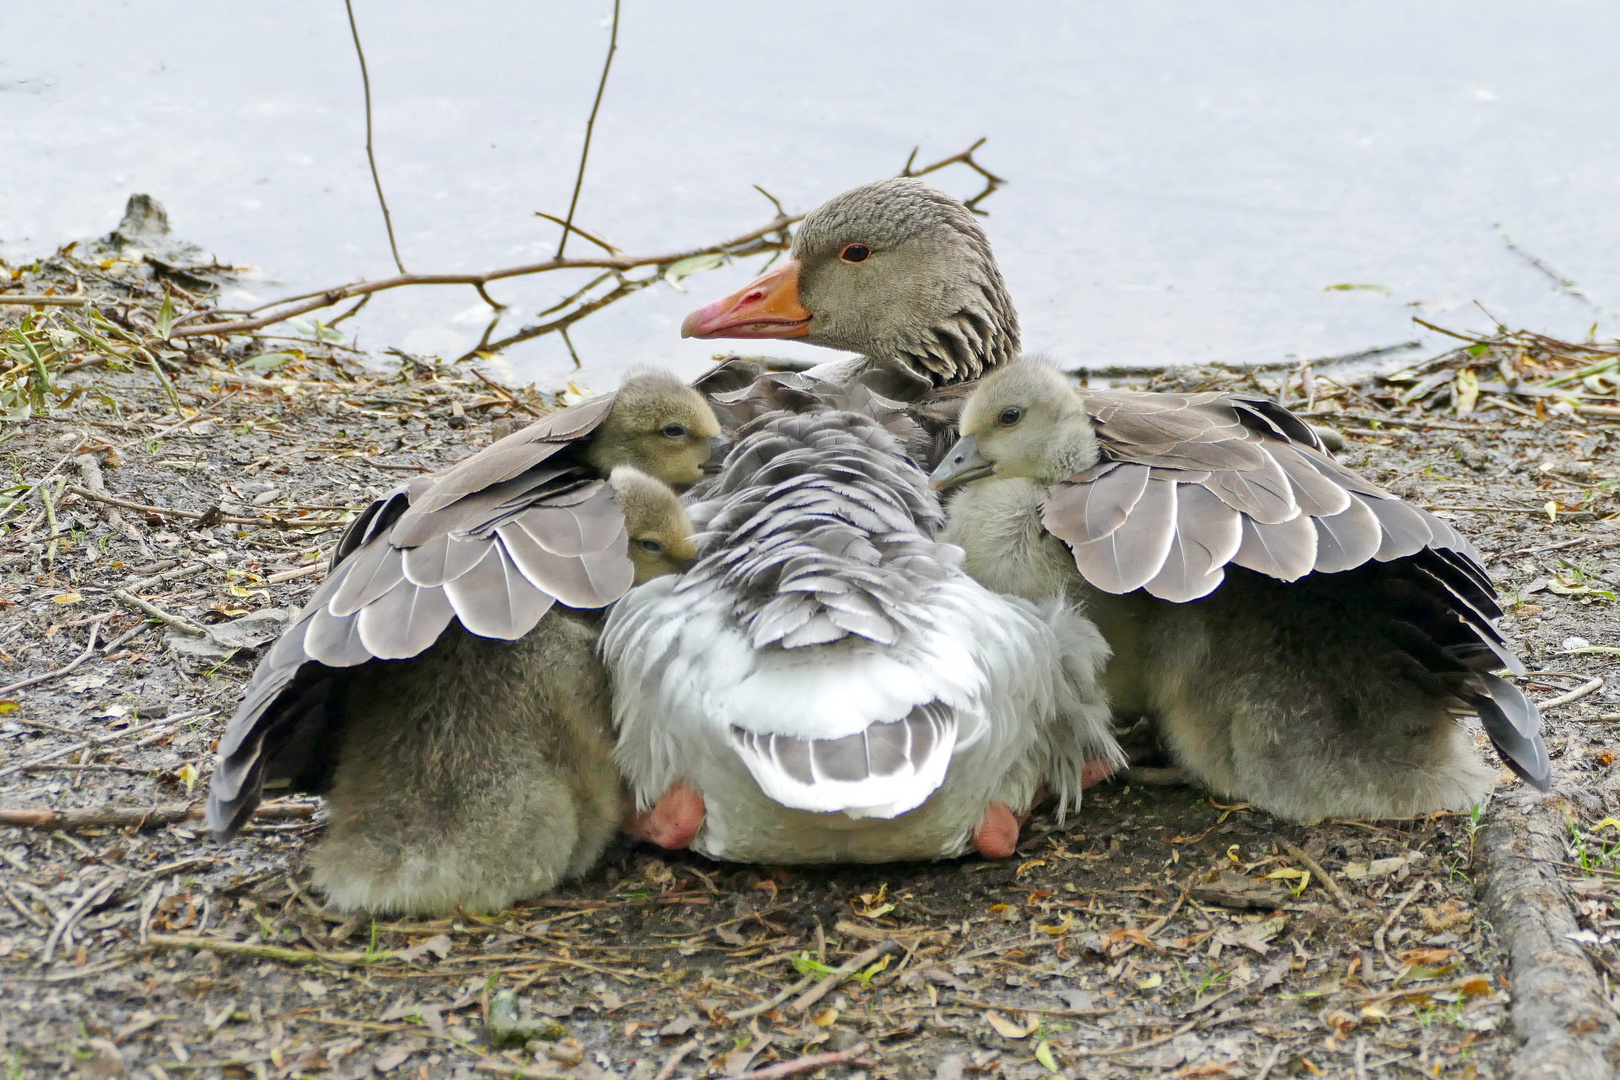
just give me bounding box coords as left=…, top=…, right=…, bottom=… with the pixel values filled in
left=627, top=782, right=705, bottom=850
left=1081, top=757, right=1122, bottom=789
left=973, top=801, right=1023, bottom=859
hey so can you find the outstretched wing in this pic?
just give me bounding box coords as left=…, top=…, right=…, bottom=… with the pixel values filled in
left=207, top=393, right=634, bottom=837
left=1041, top=390, right=1548, bottom=790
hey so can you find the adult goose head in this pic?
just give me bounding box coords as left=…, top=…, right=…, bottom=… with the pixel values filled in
left=929, top=360, right=1551, bottom=818
left=207, top=371, right=720, bottom=837
left=683, top=178, right=1018, bottom=388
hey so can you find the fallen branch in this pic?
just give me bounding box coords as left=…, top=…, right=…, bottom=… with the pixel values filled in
left=0, top=800, right=317, bottom=831
left=171, top=215, right=797, bottom=340
left=1528, top=672, right=1605, bottom=712
left=730, top=1043, right=873, bottom=1080
left=146, top=933, right=392, bottom=966
left=111, top=588, right=208, bottom=637
left=789, top=939, right=899, bottom=1016
left=0, top=710, right=205, bottom=780
left=651, top=1038, right=699, bottom=1080
left=1069, top=1014, right=1203, bottom=1059
left=0, top=617, right=106, bottom=696
left=1282, top=841, right=1355, bottom=910
left=40, top=872, right=126, bottom=965
left=0, top=295, right=93, bottom=307
left=1477, top=793, right=1620, bottom=1077
left=66, top=484, right=345, bottom=530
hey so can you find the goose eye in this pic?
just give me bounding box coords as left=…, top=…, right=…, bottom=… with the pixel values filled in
left=661, top=423, right=689, bottom=439
left=637, top=538, right=666, bottom=556
left=839, top=243, right=871, bottom=263
left=998, top=407, right=1023, bottom=427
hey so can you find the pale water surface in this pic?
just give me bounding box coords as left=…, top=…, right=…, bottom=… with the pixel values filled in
left=5, top=2, right=1619, bottom=390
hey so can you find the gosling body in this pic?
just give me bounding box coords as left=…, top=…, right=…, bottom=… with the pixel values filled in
left=936, top=362, right=1547, bottom=821
left=209, top=374, right=714, bottom=914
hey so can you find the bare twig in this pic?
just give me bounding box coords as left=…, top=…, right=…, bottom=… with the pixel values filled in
left=1069, top=1014, right=1203, bottom=1059
left=730, top=1043, right=873, bottom=1080
left=0, top=711, right=203, bottom=780
left=0, top=295, right=94, bottom=307
left=40, top=871, right=126, bottom=965
left=789, top=940, right=899, bottom=1016
left=1282, top=841, right=1355, bottom=910
left=651, top=1038, right=699, bottom=1080
left=344, top=0, right=406, bottom=274
left=146, top=933, right=392, bottom=966
left=724, top=972, right=818, bottom=1022
left=172, top=216, right=797, bottom=340
left=472, top=1064, right=571, bottom=1080
left=0, top=801, right=317, bottom=831
left=110, top=588, right=208, bottom=636
left=902, top=137, right=1004, bottom=213
left=64, top=484, right=345, bottom=529
left=1253, top=1043, right=1285, bottom=1080
left=1374, top=881, right=1426, bottom=963
left=556, top=0, right=621, bottom=259
left=1527, top=672, right=1605, bottom=711
left=0, top=617, right=106, bottom=696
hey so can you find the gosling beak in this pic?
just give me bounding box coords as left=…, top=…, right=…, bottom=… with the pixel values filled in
left=701, top=434, right=729, bottom=475
left=681, top=260, right=811, bottom=340
left=929, top=435, right=994, bottom=490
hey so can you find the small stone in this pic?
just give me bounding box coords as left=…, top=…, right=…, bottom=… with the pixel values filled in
left=1564, top=636, right=1591, bottom=651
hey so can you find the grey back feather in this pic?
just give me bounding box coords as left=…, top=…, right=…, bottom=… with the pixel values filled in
left=207, top=392, right=635, bottom=837
left=678, top=410, right=949, bottom=652
left=1038, top=387, right=1548, bottom=789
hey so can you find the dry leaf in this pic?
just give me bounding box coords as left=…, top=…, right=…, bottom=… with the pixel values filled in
left=985, top=1010, right=1039, bottom=1039
left=1036, top=913, right=1075, bottom=936
left=52, top=592, right=82, bottom=604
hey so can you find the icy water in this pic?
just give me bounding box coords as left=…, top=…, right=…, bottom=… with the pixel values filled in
left=6, top=1, right=1620, bottom=391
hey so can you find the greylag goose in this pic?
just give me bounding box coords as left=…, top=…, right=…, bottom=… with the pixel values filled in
left=309, top=467, right=696, bottom=914
left=931, top=362, right=1548, bottom=820
left=684, top=178, right=1015, bottom=393
left=206, top=373, right=719, bottom=901
left=602, top=409, right=1119, bottom=863
left=683, top=178, right=1549, bottom=821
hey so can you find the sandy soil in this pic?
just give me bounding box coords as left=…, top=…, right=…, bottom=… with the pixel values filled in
left=2, top=234, right=1619, bottom=1079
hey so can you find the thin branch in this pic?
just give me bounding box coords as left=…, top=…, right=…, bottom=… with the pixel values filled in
left=172, top=214, right=796, bottom=340
left=0, top=295, right=94, bottom=307
left=556, top=0, right=621, bottom=258
left=344, top=0, right=407, bottom=274
left=730, top=1044, right=873, bottom=1080
left=902, top=137, right=1005, bottom=213
left=533, top=211, right=619, bottom=255
left=0, top=618, right=106, bottom=696
left=0, top=801, right=317, bottom=831
left=64, top=483, right=346, bottom=529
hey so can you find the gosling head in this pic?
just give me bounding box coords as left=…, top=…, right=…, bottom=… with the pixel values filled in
left=929, top=361, right=1100, bottom=490
left=681, top=178, right=1018, bottom=385
left=583, top=370, right=722, bottom=490
left=609, top=466, right=698, bottom=584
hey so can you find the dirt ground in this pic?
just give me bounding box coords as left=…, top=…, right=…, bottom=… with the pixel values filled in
left=3, top=231, right=1619, bottom=1079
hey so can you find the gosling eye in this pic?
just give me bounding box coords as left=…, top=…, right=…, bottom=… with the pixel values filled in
left=637, top=538, right=666, bottom=556
left=998, top=406, right=1023, bottom=427
left=839, top=243, right=871, bottom=263
left=660, top=423, right=689, bottom=439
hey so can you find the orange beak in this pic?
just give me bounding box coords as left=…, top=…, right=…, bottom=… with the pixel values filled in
left=681, top=259, right=810, bottom=340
